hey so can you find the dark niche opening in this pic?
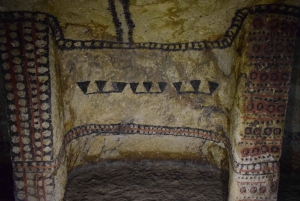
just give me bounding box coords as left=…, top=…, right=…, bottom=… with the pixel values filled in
left=64, top=161, right=229, bottom=201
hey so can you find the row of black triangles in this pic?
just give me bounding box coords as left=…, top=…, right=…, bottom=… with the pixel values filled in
left=130, top=82, right=167, bottom=93
left=95, top=81, right=129, bottom=92
left=173, top=80, right=201, bottom=92
left=77, top=80, right=218, bottom=94
left=172, top=80, right=219, bottom=94
left=77, top=81, right=168, bottom=94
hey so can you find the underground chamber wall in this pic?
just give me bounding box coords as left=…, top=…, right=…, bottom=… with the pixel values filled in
left=1, top=1, right=300, bottom=201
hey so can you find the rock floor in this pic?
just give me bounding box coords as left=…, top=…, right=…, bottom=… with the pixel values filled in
left=64, top=161, right=229, bottom=201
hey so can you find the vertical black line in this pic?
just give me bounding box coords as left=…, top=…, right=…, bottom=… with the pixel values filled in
left=119, top=0, right=135, bottom=43
left=108, top=0, right=123, bottom=42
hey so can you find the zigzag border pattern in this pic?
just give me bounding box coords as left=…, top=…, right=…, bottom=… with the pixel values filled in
left=77, top=80, right=219, bottom=95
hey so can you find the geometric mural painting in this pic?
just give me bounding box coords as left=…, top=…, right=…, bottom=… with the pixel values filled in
left=0, top=3, right=299, bottom=201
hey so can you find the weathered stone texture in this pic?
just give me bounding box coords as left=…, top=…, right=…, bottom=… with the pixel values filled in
left=64, top=161, right=229, bottom=201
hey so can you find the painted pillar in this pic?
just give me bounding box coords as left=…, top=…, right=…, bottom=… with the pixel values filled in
left=229, top=5, right=299, bottom=201
left=0, top=12, right=66, bottom=201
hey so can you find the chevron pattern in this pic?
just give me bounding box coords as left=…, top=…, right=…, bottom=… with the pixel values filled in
left=77, top=80, right=219, bottom=95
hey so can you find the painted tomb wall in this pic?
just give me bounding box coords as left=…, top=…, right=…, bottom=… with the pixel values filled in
left=0, top=0, right=300, bottom=200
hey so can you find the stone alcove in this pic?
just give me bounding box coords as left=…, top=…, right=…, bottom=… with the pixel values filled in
left=0, top=1, right=300, bottom=201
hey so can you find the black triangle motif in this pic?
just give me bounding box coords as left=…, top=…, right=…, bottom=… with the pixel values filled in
left=208, top=81, right=219, bottom=94
left=190, top=80, right=201, bottom=92
left=130, top=83, right=139, bottom=93
left=95, top=80, right=107, bottom=92
left=172, top=82, right=182, bottom=92
left=143, top=82, right=152, bottom=92
left=112, top=82, right=127, bottom=92
left=158, top=82, right=167, bottom=92
left=77, top=81, right=90, bottom=94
